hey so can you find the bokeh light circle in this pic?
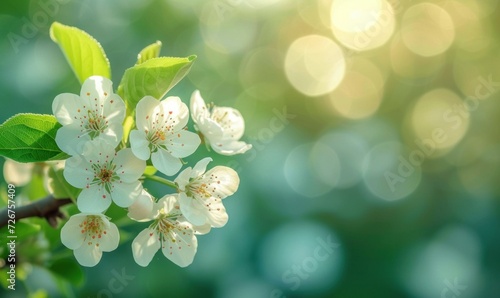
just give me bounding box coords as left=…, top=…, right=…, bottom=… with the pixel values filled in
left=284, top=143, right=341, bottom=197
left=199, top=3, right=258, bottom=54
left=258, top=221, right=344, bottom=294
left=400, top=225, right=482, bottom=298
left=329, top=59, right=384, bottom=119
left=285, top=35, right=346, bottom=97
left=317, top=131, right=369, bottom=188
left=401, top=3, right=455, bottom=57
left=330, top=0, right=396, bottom=51
left=362, top=141, right=422, bottom=201
left=330, top=0, right=383, bottom=32
left=411, top=89, right=469, bottom=156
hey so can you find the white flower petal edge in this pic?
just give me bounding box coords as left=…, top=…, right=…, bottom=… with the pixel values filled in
left=175, top=157, right=239, bottom=227
left=130, top=96, right=201, bottom=176
left=128, top=190, right=155, bottom=222
left=132, top=194, right=199, bottom=267
left=63, top=140, right=146, bottom=213
left=52, top=76, right=126, bottom=155
left=61, top=213, right=119, bottom=267
left=190, top=90, right=252, bottom=156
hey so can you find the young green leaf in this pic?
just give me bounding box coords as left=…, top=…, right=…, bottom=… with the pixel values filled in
left=136, top=40, right=162, bottom=65
left=0, top=114, right=69, bottom=163
left=50, top=22, right=111, bottom=84
left=117, top=55, right=196, bottom=108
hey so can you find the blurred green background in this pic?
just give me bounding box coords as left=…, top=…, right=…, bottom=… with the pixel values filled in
left=1, top=0, right=500, bottom=297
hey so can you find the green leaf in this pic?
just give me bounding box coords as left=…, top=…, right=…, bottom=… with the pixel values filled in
left=48, top=258, right=84, bottom=286
left=117, top=56, right=196, bottom=108
left=136, top=40, right=162, bottom=65
left=50, top=22, right=111, bottom=84
left=0, top=114, right=69, bottom=163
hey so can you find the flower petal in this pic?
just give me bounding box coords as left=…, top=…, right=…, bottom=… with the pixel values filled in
left=132, top=228, right=160, bottom=267
left=178, top=193, right=208, bottom=226
left=166, top=130, right=200, bottom=158
left=102, top=94, right=125, bottom=124
left=100, top=122, right=123, bottom=149
left=161, top=223, right=197, bottom=267
left=111, top=180, right=143, bottom=208
left=80, top=76, right=113, bottom=104
left=114, top=148, right=146, bottom=183
left=156, top=194, right=180, bottom=214
left=63, top=157, right=94, bottom=188
left=191, top=157, right=212, bottom=178
left=128, top=190, right=155, bottom=222
left=211, top=106, right=245, bottom=140
left=192, top=222, right=212, bottom=235
left=98, top=220, right=120, bottom=252
left=174, top=167, right=192, bottom=191
left=130, top=130, right=151, bottom=160
left=61, top=214, right=87, bottom=249
left=190, top=90, right=209, bottom=124
left=211, top=140, right=252, bottom=156
left=52, top=93, right=82, bottom=126
left=135, top=96, right=159, bottom=131
left=205, top=166, right=240, bottom=199
left=151, top=149, right=182, bottom=176
left=159, top=96, right=189, bottom=129
left=55, top=124, right=91, bottom=156
left=201, top=198, right=228, bottom=228
left=82, top=139, right=116, bottom=162
left=198, top=117, right=224, bottom=143
left=77, top=185, right=112, bottom=213
left=74, top=242, right=103, bottom=267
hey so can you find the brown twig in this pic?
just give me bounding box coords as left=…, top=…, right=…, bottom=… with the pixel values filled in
left=0, top=195, right=72, bottom=229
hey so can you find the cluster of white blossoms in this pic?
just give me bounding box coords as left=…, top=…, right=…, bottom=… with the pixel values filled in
left=54, top=76, right=250, bottom=267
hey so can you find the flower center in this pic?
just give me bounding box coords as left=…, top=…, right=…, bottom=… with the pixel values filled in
left=91, top=162, right=118, bottom=193
left=188, top=181, right=213, bottom=198
left=79, top=215, right=107, bottom=247
left=84, top=110, right=108, bottom=139
left=146, top=129, right=169, bottom=151
left=212, top=111, right=228, bottom=124
left=98, top=168, right=114, bottom=183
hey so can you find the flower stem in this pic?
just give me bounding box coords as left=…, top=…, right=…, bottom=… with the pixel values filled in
left=143, top=174, right=177, bottom=189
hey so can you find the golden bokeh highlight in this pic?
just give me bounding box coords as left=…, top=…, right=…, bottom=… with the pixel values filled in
left=330, top=0, right=383, bottom=32
left=329, top=58, right=384, bottom=119
left=401, top=3, right=455, bottom=57
left=284, top=35, right=346, bottom=97
left=330, top=0, right=396, bottom=51
left=411, top=89, right=469, bottom=157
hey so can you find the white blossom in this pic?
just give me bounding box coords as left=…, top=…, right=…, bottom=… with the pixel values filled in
left=52, top=76, right=125, bottom=155
left=175, top=157, right=239, bottom=227
left=132, top=194, right=209, bottom=267
left=64, top=140, right=146, bottom=213
left=61, top=213, right=119, bottom=267
left=190, top=90, right=251, bottom=155
left=130, top=96, right=200, bottom=176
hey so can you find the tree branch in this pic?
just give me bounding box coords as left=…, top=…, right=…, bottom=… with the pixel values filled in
left=0, top=195, right=73, bottom=229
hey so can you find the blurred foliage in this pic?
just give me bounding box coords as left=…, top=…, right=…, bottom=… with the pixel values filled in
left=1, top=0, right=500, bottom=297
